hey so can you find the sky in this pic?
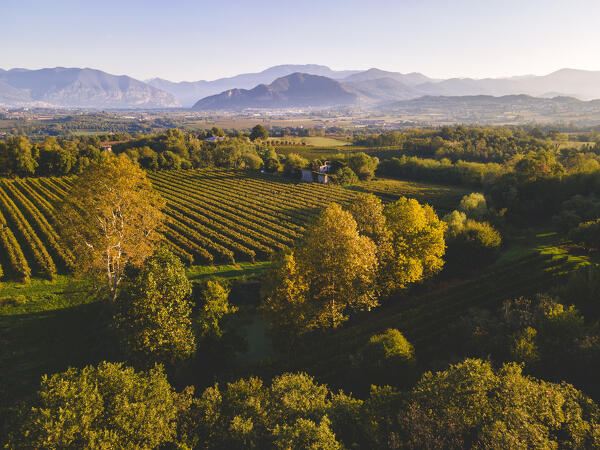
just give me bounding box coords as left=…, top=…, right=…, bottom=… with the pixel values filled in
left=2, top=0, right=600, bottom=82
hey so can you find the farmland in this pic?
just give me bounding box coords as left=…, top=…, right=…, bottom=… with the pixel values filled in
left=0, top=169, right=479, bottom=283
left=0, top=170, right=359, bottom=281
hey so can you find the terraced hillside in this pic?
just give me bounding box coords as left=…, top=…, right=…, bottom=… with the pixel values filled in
left=0, top=170, right=357, bottom=281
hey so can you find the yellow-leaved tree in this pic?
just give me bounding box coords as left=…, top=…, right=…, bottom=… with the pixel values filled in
left=58, top=156, right=165, bottom=301
left=381, top=197, right=446, bottom=293
left=262, top=203, right=378, bottom=341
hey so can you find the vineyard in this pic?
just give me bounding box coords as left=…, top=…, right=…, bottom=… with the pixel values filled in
left=0, top=169, right=358, bottom=282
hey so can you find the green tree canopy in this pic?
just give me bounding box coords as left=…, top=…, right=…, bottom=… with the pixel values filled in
left=15, top=362, right=192, bottom=449
left=283, top=153, right=309, bottom=175
left=250, top=124, right=269, bottom=141
left=381, top=197, right=446, bottom=293
left=114, top=247, right=196, bottom=365
left=398, top=358, right=600, bottom=449
left=196, top=279, right=238, bottom=339
left=0, top=136, right=37, bottom=176
left=263, top=203, right=378, bottom=334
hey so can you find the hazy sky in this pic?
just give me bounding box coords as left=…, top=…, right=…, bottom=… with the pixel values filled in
left=2, top=0, right=600, bottom=82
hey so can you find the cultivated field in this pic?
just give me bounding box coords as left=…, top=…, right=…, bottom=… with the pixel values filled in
left=0, top=170, right=358, bottom=281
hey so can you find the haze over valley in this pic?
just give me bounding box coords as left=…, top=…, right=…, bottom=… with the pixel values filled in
left=3, top=65, right=600, bottom=117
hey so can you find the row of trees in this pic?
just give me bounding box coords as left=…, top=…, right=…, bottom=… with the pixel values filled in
left=355, top=125, right=600, bottom=164
left=0, top=125, right=273, bottom=177
left=10, top=356, right=600, bottom=448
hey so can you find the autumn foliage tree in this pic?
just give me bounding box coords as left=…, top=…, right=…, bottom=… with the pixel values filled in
left=58, top=156, right=164, bottom=301
left=380, top=197, right=446, bottom=293
left=262, top=204, right=378, bottom=338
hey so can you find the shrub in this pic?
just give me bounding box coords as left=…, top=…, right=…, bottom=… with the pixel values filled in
left=569, top=219, right=600, bottom=250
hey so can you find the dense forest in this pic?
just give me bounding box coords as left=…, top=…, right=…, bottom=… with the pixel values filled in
left=3, top=124, right=600, bottom=447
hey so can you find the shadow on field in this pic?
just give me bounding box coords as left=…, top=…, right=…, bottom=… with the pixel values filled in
left=0, top=301, right=119, bottom=409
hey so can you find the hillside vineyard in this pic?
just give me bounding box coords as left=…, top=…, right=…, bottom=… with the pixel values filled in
left=0, top=169, right=357, bottom=280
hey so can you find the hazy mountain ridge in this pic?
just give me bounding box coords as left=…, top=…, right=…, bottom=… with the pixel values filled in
left=0, top=67, right=179, bottom=108
left=3, top=65, right=600, bottom=110
left=190, top=67, right=600, bottom=110
left=193, top=73, right=359, bottom=110
left=149, top=64, right=362, bottom=106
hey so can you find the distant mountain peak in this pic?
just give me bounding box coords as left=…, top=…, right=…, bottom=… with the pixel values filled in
left=0, top=67, right=179, bottom=108
left=193, top=72, right=358, bottom=110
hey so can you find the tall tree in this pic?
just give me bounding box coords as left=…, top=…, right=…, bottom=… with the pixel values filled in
left=197, top=279, right=238, bottom=339
left=0, top=136, right=37, bottom=176
left=250, top=124, right=269, bottom=141
left=114, top=247, right=196, bottom=365
left=263, top=204, right=378, bottom=332
left=58, top=156, right=164, bottom=301
left=261, top=251, right=311, bottom=351
left=381, top=197, right=446, bottom=293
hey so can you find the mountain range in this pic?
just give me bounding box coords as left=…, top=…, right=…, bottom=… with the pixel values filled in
left=2, top=65, right=600, bottom=110
left=0, top=67, right=179, bottom=108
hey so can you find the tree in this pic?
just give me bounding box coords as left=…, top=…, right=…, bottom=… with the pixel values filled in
left=58, top=156, right=165, bottom=301
left=260, top=145, right=281, bottom=172
left=458, top=192, right=488, bottom=221
left=262, top=204, right=378, bottom=333
left=0, top=136, right=37, bottom=176
left=272, top=417, right=342, bottom=450
left=570, top=218, right=600, bottom=249
left=358, top=328, right=415, bottom=369
left=197, top=279, right=238, bottom=339
left=346, top=193, right=391, bottom=248
left=284, top=153, right=308, bottom=175
left=192, top=372, right=343, bottom=449
left=397, top=358, right=600, bottom=449
left=38, top=137, right=75, bottom=175
left=210, top=126, right=226, bottom=137
left=114, top=247, right=196, bottom=365
left=261, top=251, right=311, bottom=351
left=15, top=362, right=192, bottom=449
left=355, top=328, right=416, bottom=386
left=347, top=152, right=378, bottom=181
left=250, top=124, right=269, bottom=141
left=334, top=166, right=358, bottom=185
left=381, top=197, right=446, bottom=293
left=295, top=204, right=378, bottom=329
left=444, top=210, right=501, bottom=269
